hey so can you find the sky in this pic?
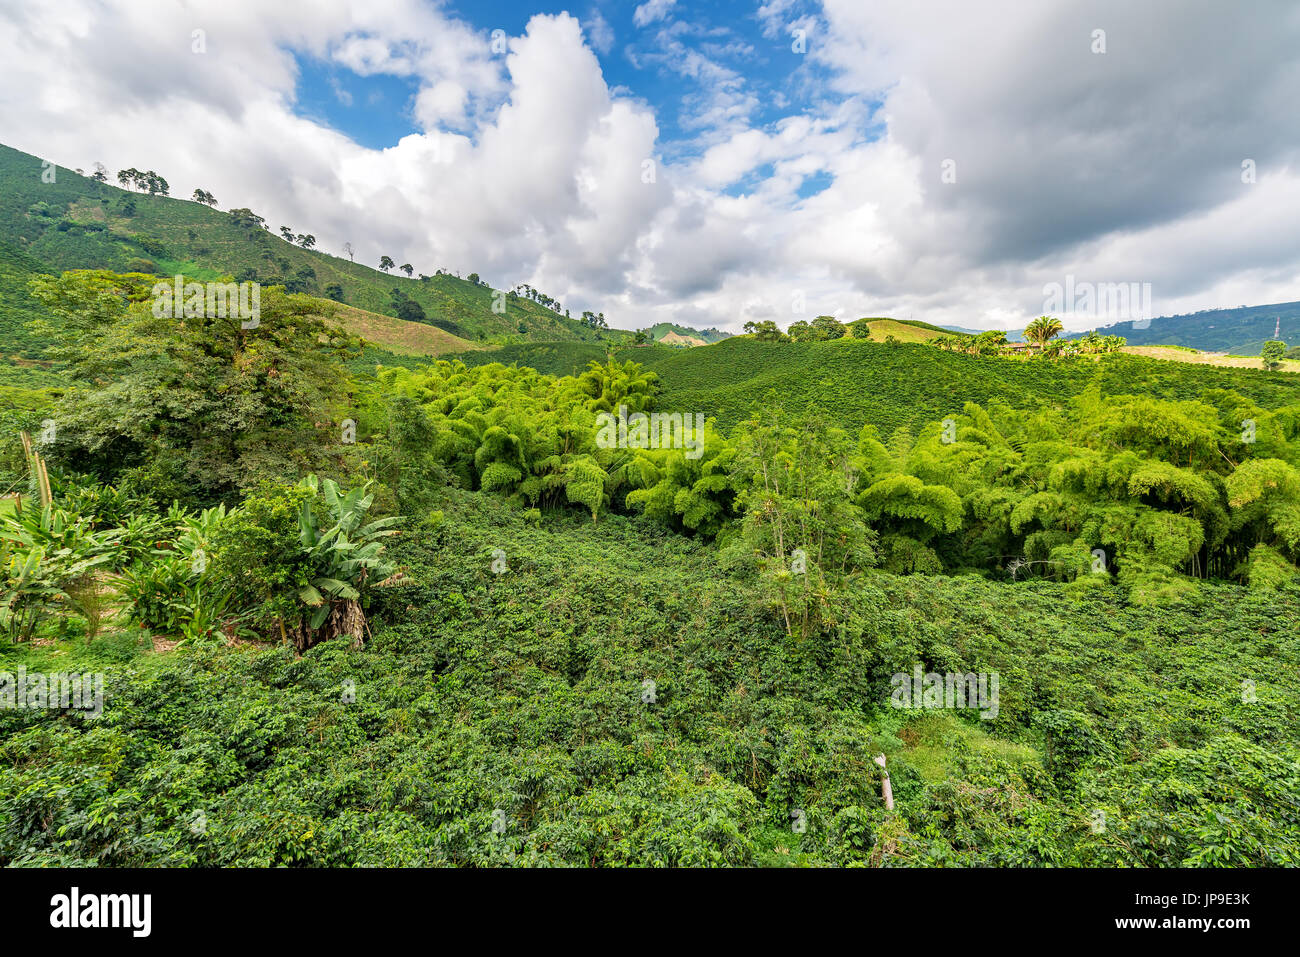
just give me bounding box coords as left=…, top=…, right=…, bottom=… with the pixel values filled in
left=1, top=0, right=1298, bottom=333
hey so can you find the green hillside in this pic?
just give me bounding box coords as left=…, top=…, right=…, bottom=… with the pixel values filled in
left=633, top=336, right=1300, bottom=436
left=0, top=142, right=628, bottom=345
left=1068, top=301, right=1300, bottom=355
left=0, top=238, right=54, bottom=358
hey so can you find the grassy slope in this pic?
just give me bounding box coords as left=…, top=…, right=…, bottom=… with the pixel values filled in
left=634, top=337, right=1300, bottom=436
left=658, top=330, right=706, bottom=346
left=855, top=318, right=947, bottom=343
left=326, top=301, right=479, bottom=357
left=1123, top=344, right=1300, bottom=372
left=0, top=143, right=624, bottom=345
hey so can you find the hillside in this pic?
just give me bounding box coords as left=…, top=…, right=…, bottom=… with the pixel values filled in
left=0, top=142, right=626, bottom=345
left=1122, top=344, right=1300, bottom=372
left=643, top=321, right=731, bottom=345
left=850, top=318, right=949, bottom=343
left=633, top=336, right=1300, bottom=436
left=0, top=238, right=53, bottom=359
left=325, top=301, right=479, bottom=357
left=1068, top=300, right=1300, bottom=355
left=0, top=227, right=473, bottom=377
left=658, top=330, right=708, bottom=346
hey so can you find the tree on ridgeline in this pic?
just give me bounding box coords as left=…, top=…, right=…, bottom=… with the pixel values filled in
left=811, top=315, right=847, bottom=340
left=1025, top=315, right=1064, bottom=353
left=742, top=320, right=789, bottom=341
left=228, top=208, right=267, bottom=231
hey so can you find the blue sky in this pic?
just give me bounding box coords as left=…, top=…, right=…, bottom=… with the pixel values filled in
left=294, top=0, right=839, bottom=176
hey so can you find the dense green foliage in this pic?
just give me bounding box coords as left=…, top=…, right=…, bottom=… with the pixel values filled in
left=26, top=270, right=361, bottom=502
left=2, top=495, right=1297, bottom=866
left=4, top=259, right=1300, bottom=869
left=447, top=341, right=616, bottom=377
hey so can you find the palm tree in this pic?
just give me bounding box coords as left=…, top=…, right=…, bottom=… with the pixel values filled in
left=1024, top=316, right=1064, bottom=353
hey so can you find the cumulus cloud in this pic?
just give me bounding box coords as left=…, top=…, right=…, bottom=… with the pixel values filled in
left=0, top=0, right=1296, bottom=334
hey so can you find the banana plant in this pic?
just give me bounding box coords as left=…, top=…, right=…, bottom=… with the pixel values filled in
left=0, top=547, right=61, bottom=642
left=292, top=475, right=401, bottom=648
left=0, top=542, right=115, bottom=643
left=1, top=502, right=121, bottom=642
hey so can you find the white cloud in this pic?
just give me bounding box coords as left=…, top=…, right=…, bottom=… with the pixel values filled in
left=633, top=0, right=677, bottom=30
left=0, top=0, right=1296, bottom=335
left=583, top=9, right=614, bottom=55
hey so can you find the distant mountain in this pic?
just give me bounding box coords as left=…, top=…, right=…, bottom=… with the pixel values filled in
left=939, top=324, right=1025, bottom=342
left=643, top=321, right=731, bottom=346
left=1064, top=301, right=1300, bottom=355
left=0, top=142, right=629, bottom=346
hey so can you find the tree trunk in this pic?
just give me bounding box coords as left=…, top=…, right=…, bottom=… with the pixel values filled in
left=293, top=599, right=368, bottom=654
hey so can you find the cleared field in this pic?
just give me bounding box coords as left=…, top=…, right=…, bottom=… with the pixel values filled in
left=856, top=318, right=946, bottom=343
left=322, top=301, right=481, bottom=357
left=658, top=330, right=707, bottom=347
left=1123, top=345, right=1300, bottom=372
